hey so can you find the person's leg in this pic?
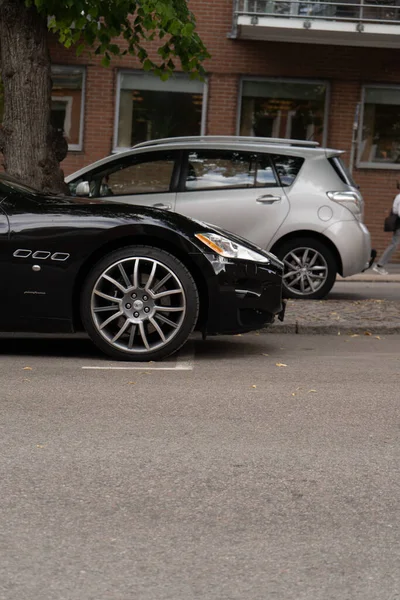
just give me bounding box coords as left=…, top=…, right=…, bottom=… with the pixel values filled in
left=377, top=228, right=400, bottom=266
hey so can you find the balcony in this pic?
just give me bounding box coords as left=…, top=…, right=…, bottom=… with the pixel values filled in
left=232, top=0, right=400, bottom=47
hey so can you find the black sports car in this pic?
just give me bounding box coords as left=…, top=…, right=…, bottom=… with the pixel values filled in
left=0, top=174, right=285, bottom=361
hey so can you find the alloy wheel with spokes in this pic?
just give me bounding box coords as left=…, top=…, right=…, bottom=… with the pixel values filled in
left=81, top=246, right=199, bottom=360
left=283, top=247, right=328, bottom=296
left=277, top=238, right=337, bottom=299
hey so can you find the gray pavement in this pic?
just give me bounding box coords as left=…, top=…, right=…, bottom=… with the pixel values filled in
left=337, top=262, right=400, bottom=283
left=1, top=333, right=400, bottom=600
left=270, top=265, right=400, bottom=335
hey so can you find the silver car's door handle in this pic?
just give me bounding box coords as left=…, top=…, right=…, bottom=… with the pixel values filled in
left=256, top=194, right=281, bottom=204
left=152, top=203, right=172, bottom=210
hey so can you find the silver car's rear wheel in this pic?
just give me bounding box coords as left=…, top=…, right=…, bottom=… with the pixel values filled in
left=81, top=247, right=199, bottom=360
left=277, top=238, right=337, bottom=299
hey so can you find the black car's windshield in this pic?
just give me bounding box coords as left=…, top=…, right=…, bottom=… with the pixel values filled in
left=0, top=174, right=70, bottom=206
left=0, top=174, right=45, bottom=201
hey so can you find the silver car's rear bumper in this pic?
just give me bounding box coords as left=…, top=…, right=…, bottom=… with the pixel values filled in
left=323, top=220, right=372, bottom=278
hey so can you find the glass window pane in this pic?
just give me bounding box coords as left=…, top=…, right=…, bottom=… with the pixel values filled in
left=271, top=155, right=304, bottom=186
left=117, top=73, right=204, bottom=148
left=360, top=86, right=400, bottom=165
left=51, top=67, right=84, bottom=148
left=240, top=80, right=327, bottom=144
left=185, top=151, right=256, bottom=191
left=256, top=154, right=278, bottom=187
left=93, top=152, right=176, bottom=197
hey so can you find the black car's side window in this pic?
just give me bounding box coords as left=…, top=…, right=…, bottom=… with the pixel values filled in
left=184, top=150, right=257, bottom=191
left=91, top=150, right=178, bottom=197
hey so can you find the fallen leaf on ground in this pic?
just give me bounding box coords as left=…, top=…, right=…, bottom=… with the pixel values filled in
left=23, top=367, right=32, bottom=371
left=128, top=382, right=136, bottom=385
left=364, top=331, right=372, bottom=336
left=251, top=385, right=257, bottom=388
left=261, top=353, right=269, bottom=356
left=350, top=334, right=359, bottom=338
left=276, top=363, right=287, bottom=367
left=375, top=336, right=381, bottom=340
left=308, top=389, right=317, bottom=393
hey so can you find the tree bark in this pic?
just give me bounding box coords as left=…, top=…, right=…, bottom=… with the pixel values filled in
left=0, top=0, right=68, bottom=193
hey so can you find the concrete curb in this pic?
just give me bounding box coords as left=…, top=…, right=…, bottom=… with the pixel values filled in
left=337, top=275, right=400, bottom=283
left=265, top=322, right=400, bottom=335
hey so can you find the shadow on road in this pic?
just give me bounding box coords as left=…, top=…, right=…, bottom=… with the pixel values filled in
left=191, top=335, right=276, bottom=361
left=0, top=335, right=103, bottom=359
left=0, top=333, right=277, bottom=362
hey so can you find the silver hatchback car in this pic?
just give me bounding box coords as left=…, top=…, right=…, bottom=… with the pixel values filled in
left=66, top=136, right=374, bottom=299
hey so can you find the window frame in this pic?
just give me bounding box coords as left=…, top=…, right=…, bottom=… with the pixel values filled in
left=82, top=149, right=182, bottom=198
left=179, top=149, right=281, bottom=193
left=357, top=83, right=400, bottom=170
left=236, top=76, right=330, bottom=147
left=51, top=65, right=86, bottom=152
left=113, top=69, right=209, bottom=153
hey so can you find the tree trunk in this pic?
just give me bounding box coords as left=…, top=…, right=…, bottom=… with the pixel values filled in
left=0, top=0, right=68, bottom=193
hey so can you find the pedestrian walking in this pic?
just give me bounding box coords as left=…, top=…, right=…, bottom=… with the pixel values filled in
left=373, top=186, right=400, bottom=275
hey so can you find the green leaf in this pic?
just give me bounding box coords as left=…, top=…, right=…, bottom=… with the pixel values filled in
left=38, top=0, right=209, bottom=79
left=101, top=53, right=111, bottom=67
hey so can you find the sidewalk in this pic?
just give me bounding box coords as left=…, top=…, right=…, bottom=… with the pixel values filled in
left=337, top=263, right=400, bottom=283
left=269, top=264, right=400, bottom=335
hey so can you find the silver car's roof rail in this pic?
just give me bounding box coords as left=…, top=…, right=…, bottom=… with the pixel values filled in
left=132, top=135, right=320, bottom=149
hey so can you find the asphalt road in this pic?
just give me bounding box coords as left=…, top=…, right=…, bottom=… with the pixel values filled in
left=1, top=332, right=400, bottom=600
left=331, top=280, right=400, bottom=301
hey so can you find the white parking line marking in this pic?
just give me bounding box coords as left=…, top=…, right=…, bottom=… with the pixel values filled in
left=81, top=346, right=195, bottom=371
left=82, top=365, right=191, bottom=371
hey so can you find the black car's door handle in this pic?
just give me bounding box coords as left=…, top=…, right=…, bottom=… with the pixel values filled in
left=256, top=195, right=281, bottom=204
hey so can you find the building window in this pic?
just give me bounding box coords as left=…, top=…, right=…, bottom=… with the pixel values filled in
left=51, top=66, right=86, bottom=151
left=115, top=71, right=207, bottom=150
left=239, top=78, right=328, bottom=145
left=358, top=86, right=400, bottom=168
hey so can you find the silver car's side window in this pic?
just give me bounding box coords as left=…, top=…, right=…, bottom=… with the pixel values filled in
left=88, top=150, right=179, bottom=197
left=255, top=154, right=279, bottom=187
left=185, top=150, right=257, bottom=191
left=271, top=155, right=304, bottom=187
left=100, top=159, right=175, bottom=197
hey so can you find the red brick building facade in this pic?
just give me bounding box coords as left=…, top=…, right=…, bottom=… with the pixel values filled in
left=44, top=1, right=400, bottom=259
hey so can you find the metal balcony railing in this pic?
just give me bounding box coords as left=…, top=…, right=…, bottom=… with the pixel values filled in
left=237, top=0, right=400, bottom=24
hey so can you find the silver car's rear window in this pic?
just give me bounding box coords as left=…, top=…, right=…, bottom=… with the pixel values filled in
left=329, top=156, right=357, bottom=187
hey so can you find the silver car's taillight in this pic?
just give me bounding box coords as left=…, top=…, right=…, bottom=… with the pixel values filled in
left=327, top=191, right=363, bottom=221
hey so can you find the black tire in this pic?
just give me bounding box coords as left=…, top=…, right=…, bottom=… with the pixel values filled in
left=81, top=246, right=199, bottom=361
left=275, top=237, right=337, bottom=300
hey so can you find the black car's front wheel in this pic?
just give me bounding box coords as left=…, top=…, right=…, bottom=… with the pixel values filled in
left=276, top=238, right=337, bottom=300
left=81, top=246, right=199, bottom=361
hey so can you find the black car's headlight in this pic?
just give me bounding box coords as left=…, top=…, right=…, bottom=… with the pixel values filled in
left=196, top=233, right=273, bottom=264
